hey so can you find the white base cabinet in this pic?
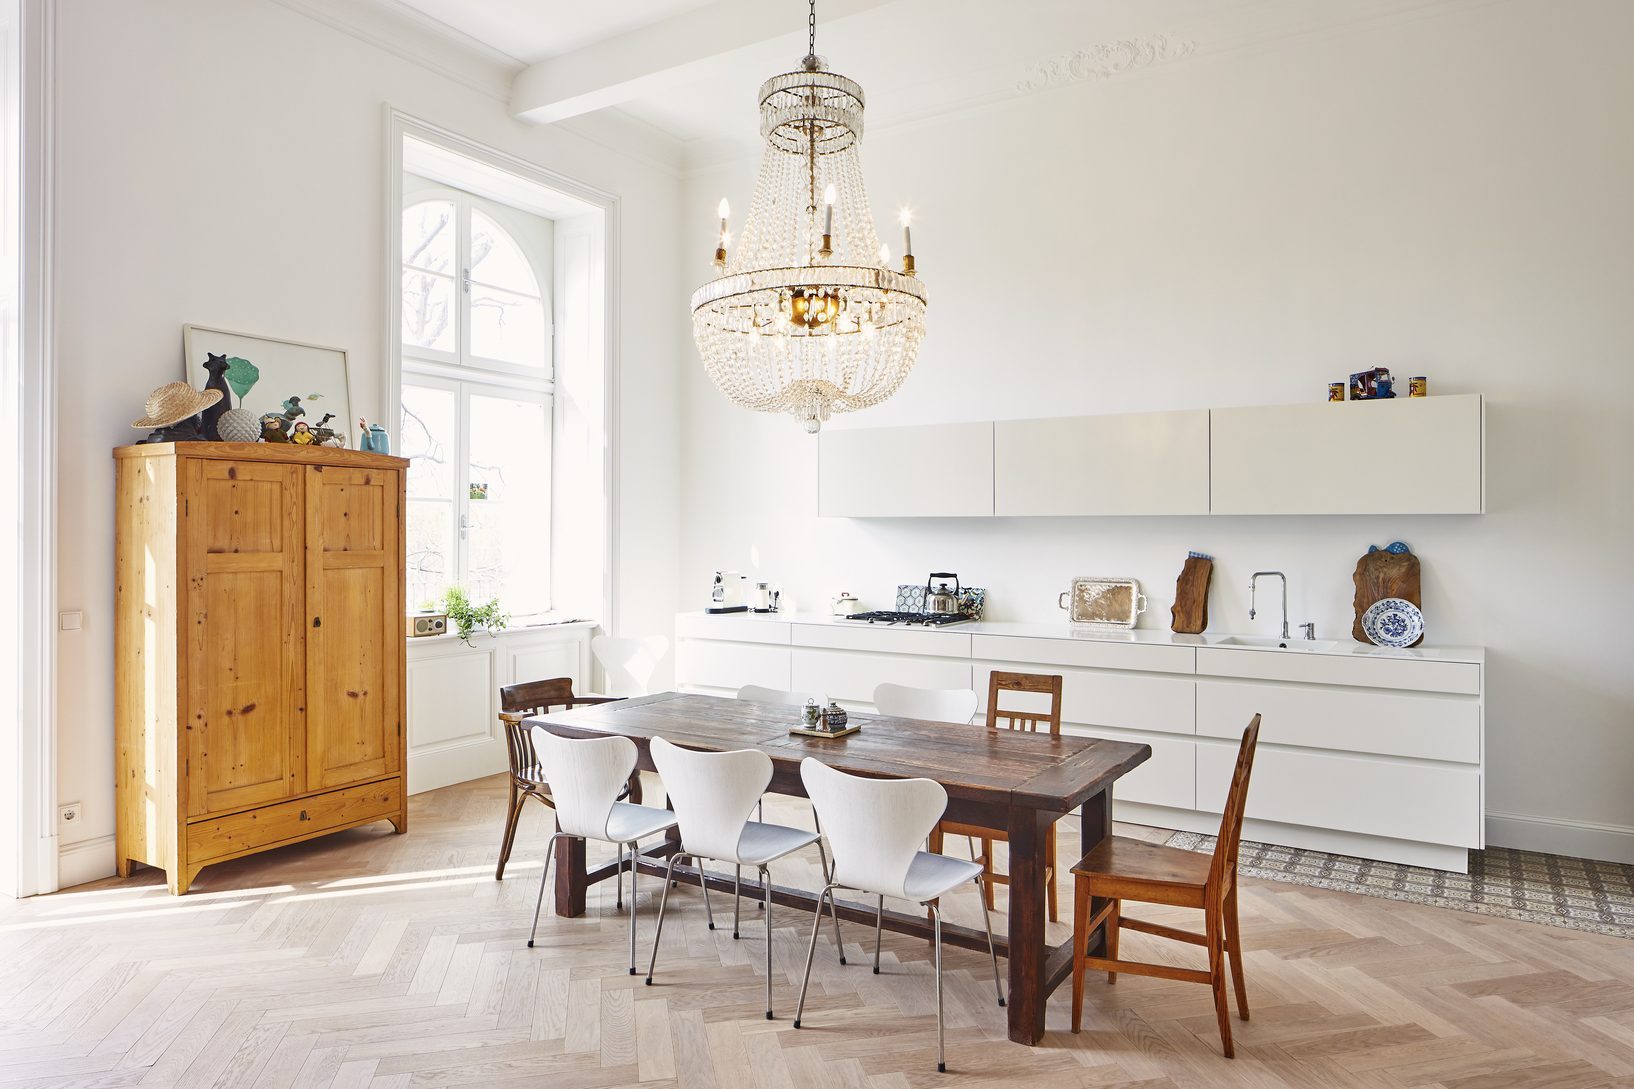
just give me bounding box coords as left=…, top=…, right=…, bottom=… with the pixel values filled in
left=676, top=612, right=1485, bottom=872
left=406, top=623, right=593, bottom=794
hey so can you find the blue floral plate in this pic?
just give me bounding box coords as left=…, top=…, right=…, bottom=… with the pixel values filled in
left=1361, top=598, right=1424, bottom=647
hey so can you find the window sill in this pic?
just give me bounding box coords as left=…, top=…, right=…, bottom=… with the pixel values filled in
left=406, top=615, right=598, bottom=648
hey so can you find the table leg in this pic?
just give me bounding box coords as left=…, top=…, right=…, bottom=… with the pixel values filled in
left=553, top=835, right=587, bottom=918
left=1004, top=805, right=1053, bottom=1045
left=1078, top=787, right=1113, bottom=982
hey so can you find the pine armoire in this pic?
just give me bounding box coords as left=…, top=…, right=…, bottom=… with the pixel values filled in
left=114, top=442, right=409, bottom=894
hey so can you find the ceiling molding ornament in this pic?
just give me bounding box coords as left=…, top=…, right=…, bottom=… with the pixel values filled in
left=1017, top=34, right=1198, bottom=95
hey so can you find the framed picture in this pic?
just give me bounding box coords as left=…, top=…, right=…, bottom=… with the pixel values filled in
left=183, top=325, right=353, bottom=446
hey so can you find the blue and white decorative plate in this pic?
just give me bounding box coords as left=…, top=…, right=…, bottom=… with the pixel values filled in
left=1361, top=598, right=1424, bottom=647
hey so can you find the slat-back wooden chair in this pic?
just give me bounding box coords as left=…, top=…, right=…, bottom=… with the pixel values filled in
left=494, top=678, right=627, bottom=882
left=1070, top=715, right=1261, bottom=1057
left=929, top=671, right=1065, bottom=921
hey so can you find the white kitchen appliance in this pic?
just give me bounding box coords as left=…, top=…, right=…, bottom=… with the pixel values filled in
left=708, top=570, right=748, bottom=613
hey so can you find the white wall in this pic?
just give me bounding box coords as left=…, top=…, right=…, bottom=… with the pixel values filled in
left=680, top=1, right=1634, bottom=859
left=52, top=0, right=682, bottom=882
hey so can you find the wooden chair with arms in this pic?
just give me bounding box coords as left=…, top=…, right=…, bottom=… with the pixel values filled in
left=929, top=671, right=1065, bottom=921
left=495, top=678, right=630, bottom=883
left=1070, top=715, right=1261, bottom=1058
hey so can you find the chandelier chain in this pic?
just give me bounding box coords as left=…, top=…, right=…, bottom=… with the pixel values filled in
left=808, top=0, right=817, bottom=59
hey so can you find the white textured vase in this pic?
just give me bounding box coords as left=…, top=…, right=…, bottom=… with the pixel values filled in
left=216, top=407, right=261, bottom=443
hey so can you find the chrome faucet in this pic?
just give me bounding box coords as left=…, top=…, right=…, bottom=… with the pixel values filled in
left=1299, top=622, right=1316, bottom=640
left=1249, top=571, right=1290, bottom=639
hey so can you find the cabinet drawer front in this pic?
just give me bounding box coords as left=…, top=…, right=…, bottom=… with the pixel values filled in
left=188, top=779, right=400, bottom=862
left=1195, top=647, right=1479, bottom=695
left=794, top=624, right=973, bottom=659
left=1062, top=726, right=1194, bottom=809
left=676, top=640, right=791, bottom=692
left=973, top=635, right=1194, bottom=675
left=1197, top=681, right=1479, bottom=763
left=975, top=664, right=1195, bottom=736
left=675, top=615, right=791, bottom=645
left=792, top=649, right=972, bottom=705
left=1197, top=744, right=1479, bottom=847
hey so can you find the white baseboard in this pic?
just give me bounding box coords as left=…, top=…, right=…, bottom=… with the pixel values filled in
left=1485, top=811, right=1634, bottom=865
left=57, top=834, right=117, bottom=890
left=407, top=737, right=507, bottom=795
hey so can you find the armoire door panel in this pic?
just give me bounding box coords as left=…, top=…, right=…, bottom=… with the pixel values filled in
left=305, top=466, right=402, bottom=791
left=185, top=461, right=306, bottom=817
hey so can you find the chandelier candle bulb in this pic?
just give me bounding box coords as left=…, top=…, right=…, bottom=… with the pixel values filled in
left=714, top=198, right=731, bottom=266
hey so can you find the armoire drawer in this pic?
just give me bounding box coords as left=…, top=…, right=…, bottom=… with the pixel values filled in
left=188, top=779, right=401, bottom=862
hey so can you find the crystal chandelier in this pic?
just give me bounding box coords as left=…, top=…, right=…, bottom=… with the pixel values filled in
left=690, top=0, right=927, bottom=433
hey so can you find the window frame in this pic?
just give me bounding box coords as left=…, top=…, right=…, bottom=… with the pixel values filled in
left=400, top=182, right=555, bottom=619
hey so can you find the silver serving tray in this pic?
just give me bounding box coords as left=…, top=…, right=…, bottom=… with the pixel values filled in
left=1058, top=577, right=1147, bottom=628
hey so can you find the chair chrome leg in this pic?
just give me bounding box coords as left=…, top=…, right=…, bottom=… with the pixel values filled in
left=975, top=875, right=1005, bottom=1007
left=644, top=853, right=681, bottom=985
left=793, top=883, right=835, bottom=1029
left=873, top=894, right=884, bottom=974
left=700, top=859, right=717, bottom=930
left=761, top=865, right=774, bottom=1019
left=733, top=866, right=742, bottom=939
left=627, top=841, right=640, bottom=975
left=615, top=843, right=625, bottom=910
left=527, top=832, right=561, bottom=948
left=932, top=901, right=945, bottom=1073
left=814, top=837, right=845, bottom=964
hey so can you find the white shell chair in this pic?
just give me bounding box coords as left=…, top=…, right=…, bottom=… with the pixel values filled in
left=872, top=683, right=978, bottom=725
left=736, top=684, right=826, bottom=706
left=527, top=729, right=679, bottom=975
left=645, top=737, right=844, bottom=1019
left=591, top=634, right=669, bottom=698
left=795, top=758, right=1005, bottom=1074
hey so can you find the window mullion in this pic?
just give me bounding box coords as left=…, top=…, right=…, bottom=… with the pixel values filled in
left=454, top=380, right=472, bottom=590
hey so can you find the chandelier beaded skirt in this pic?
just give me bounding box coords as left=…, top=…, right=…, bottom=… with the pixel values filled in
left=691, top=59, right=927, bottom=431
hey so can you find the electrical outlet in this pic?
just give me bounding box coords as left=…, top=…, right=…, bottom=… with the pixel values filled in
left=58, top=803, right=81, bottom=829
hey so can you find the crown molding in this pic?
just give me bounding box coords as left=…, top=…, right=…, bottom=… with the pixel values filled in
left=267, top=0, right=523, bottom=102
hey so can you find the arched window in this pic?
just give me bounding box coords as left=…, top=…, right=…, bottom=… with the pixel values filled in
left=399, top=187, right=552, bottom=618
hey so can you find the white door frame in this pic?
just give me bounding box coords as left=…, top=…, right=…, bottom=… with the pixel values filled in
left=3, top=0, right=56, bottom=898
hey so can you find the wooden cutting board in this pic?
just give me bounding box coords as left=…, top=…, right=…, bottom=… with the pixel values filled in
left=1170, top=554, right=1212, bottom=634
left=1352, top=548, right=1422, bottom=646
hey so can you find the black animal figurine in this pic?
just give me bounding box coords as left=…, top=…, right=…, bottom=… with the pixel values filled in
left=200, top=352, right=231, bottom=440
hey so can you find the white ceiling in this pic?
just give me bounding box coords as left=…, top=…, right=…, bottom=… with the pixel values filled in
left=391, top=0, right=721, bottom=62
left=376, top=0, right=1475, bottom=159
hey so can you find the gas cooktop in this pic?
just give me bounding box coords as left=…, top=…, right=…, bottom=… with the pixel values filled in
left=842, top=610, right=972, bottom=627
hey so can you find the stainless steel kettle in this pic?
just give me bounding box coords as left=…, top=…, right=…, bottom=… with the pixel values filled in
left=925, top=572, right=961, bottom=615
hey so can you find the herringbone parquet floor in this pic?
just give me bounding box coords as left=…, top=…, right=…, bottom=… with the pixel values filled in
left=5, top=774, right=1634, bottom=1089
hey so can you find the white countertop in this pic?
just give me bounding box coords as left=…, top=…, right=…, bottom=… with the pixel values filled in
left=677, top=610, right=1484, bottom=665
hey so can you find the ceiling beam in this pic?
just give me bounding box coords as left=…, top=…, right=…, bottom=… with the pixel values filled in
left=510, top=0, right=903, bottom=125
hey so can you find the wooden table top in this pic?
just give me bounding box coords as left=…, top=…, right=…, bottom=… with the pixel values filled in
left=530, top=692, right=1151, bottom=814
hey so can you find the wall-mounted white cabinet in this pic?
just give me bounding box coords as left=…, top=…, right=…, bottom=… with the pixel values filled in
left=817, top=396, right=1483, bottom=518
left=818, top=421, right=994, bottom=517
left=995, top=410, right=1209, bottom=516
left=1210, top=394, right=1484, bottom=515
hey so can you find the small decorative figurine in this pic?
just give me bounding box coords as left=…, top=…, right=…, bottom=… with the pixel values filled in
left=1349, top=367, right=1397, bottom=401
left=281, top=394, right=306, bottom=423
left=1328, top=382, right=1345, bottom=402
left=1409, top=376, right=1427, bottom=397
left=290, top=420, right=317, bottom=445
left=200, top=353, right=232, bottom=440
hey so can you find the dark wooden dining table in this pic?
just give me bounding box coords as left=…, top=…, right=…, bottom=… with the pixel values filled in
left=528, top=691, right=1151, bottom=1045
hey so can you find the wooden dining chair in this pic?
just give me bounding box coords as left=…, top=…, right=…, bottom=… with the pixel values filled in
left=929, top=671, right=1065, bottom=920
left=1070, top=715, right=1261, bottom=1058
left=494, top=678, right=624, bottom=882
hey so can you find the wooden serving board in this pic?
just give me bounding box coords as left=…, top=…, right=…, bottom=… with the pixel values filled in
left=1352, top=549, right=1422, bottom=646
left=1170, top=554, right=1213, bottom=634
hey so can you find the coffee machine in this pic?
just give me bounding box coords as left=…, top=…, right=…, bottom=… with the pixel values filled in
left=707, top=570, right=748, bottom=613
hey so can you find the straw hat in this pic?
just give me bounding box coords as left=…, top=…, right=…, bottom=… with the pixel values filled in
left=132, top=382, right=222, bottom=429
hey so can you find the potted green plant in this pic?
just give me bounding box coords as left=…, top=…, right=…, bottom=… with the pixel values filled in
left=443, top=586, right=509, bottom=646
